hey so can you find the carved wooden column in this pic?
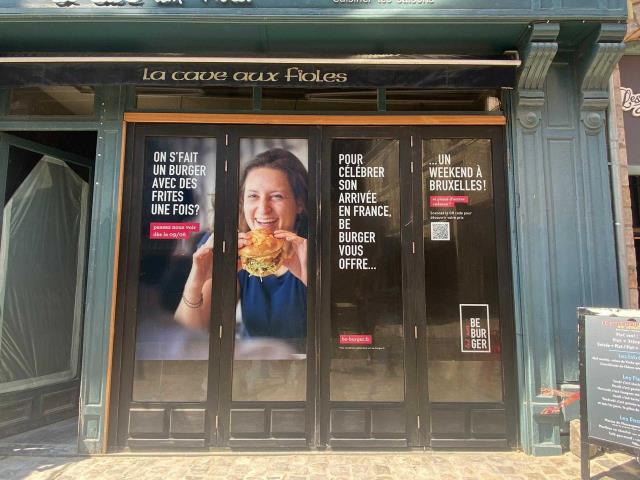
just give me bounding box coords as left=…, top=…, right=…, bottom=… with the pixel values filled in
left=78, top=86, right=133, bottom=454
left=512, top=23, right=562, bottom=456
left=576, top=24, right=625, bottom=307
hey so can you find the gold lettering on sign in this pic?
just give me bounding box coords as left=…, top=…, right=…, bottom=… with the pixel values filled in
left=142, top=67, right=349, bottom=84
left=143, top=68, right=167, bottom=81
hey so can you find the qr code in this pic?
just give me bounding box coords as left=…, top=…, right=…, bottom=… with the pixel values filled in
left=431, top=222, right=450, bottom=241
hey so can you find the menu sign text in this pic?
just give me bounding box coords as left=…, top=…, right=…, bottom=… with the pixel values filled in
left=584, top=314, right=640, bottom=449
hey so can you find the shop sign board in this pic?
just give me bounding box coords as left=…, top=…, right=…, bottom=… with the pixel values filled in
left=578, top=308, right=640, bottom=479
left=0, top=62, right=516, bottom=89
left=0, top=0, right=626, bottom=16
left=620, top=56, right=640, bottom=167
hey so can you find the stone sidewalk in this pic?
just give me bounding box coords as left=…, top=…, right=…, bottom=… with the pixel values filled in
left=0, top=451, right=639, bottom=480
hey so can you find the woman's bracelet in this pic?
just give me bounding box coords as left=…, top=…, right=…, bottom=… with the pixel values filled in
left=182, top=293, right=204, bottom=309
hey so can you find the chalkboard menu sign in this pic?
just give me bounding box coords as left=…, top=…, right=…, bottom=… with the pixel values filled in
left=579, top=308, right=640, bottom=479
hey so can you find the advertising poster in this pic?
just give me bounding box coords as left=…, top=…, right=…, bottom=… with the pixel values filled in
left=329, top=138, right=405, bottom=402
left=422, top=137, right=503, bottom=403
left=424, top=139, right=491, bottom=241
left=234, top=138, right=309, bottom=360
left=133, top=136, right=216, bottom=402
left=231, top=138, right=309, bottom=402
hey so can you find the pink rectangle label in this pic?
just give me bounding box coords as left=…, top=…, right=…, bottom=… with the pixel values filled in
left=429, top=195, right=469, bottom=208
left=339, top=334, right=373, bottom=345
left=150, top=222, right=200, bottom=240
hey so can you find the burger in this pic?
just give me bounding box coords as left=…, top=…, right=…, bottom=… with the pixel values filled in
left=239, top=229, right=285, bottom=277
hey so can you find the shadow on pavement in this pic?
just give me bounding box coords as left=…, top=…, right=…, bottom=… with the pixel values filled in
left=0, top=456, right=86, bottom=480
left=592, top=458, right=640, bottom=480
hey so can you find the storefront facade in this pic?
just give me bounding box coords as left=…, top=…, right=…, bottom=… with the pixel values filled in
left=0, top=1, right=627, bottom=456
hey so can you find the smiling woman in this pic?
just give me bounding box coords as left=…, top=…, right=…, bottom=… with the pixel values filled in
left=230, top=138, right=310, bottom=403
left=236, top=144, right=309, bottom=341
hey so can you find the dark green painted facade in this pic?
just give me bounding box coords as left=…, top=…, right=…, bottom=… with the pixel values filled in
left=0, top=0, right=628, bottom=455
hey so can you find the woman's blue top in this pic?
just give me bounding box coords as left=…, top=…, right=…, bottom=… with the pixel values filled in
left=237, top=269, right=307, bottom=340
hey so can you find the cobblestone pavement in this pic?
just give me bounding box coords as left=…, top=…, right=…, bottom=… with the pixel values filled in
left=0, top=451, right=639, bottom=480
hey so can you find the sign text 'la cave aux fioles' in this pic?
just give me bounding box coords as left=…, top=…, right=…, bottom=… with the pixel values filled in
left=0, top=62, right=516, bottom=88
left=143, top=66, right=348, bottom=85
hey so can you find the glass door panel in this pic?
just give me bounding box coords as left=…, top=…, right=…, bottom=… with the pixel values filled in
left=231, top=138, right=309, bottom=402
left=131, top=136, right=216, bottom=404
left=420, top=129, right=514, bottom=449
left=220, top=129, right=317, bottom=448
left=322, top=130, right=413, bottom=448
left=116, top=126, right=221, bottom=449
left=329, top=139, right=404, bottom=402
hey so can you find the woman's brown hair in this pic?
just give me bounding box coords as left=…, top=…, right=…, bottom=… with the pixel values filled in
left=239, top=148, right=309, bottom=237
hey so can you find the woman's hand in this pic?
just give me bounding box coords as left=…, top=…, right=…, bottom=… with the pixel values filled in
left=274, top=230, right=307, bottom=286
left=175, top=233, right=214, bottom=330
left=190, top=233, right=214, bottom=287
left=238, top=231, right=253, bottom=251
left=237, top=231, right=253, bottom=271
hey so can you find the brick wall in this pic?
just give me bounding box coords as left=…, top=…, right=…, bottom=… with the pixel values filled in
left=612, top=62, right=639, bottom=308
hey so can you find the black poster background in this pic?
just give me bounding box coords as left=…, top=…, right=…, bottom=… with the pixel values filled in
left=422, top=138, right=503, bottom=403
left=328, top=138, right=406, bottom=403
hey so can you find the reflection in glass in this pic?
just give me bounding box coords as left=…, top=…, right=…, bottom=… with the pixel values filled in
left=9, top=87, right=95, bottom=116
left=231, top=138, right=309, bottom=402
left=330, top=139, right=404, bottom=402
left=132, top=137, right=216, bottom=403
left=135, top=87, right=253, bottom=111
left=422, top=139, right=503, bottom=403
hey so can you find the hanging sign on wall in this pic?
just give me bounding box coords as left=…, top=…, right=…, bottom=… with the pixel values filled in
left=619, top=56, right=640, bottom=167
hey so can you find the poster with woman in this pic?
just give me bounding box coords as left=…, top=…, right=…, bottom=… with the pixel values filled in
left=133, top=136, right=216, bottom=402
left=232, top=139, right=309, bottom=401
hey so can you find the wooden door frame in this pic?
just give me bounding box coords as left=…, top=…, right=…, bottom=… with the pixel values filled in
left=109, top=123, right=228, bottom=449
left=319, top=126, right=419, bottom=448
left=107, top=113, right=509, bottom=450
left=218, top=125, right=320, bottom=449
left=412, top=126, right=518, bottom=450
left=123, top=113, right=506, bottom=127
